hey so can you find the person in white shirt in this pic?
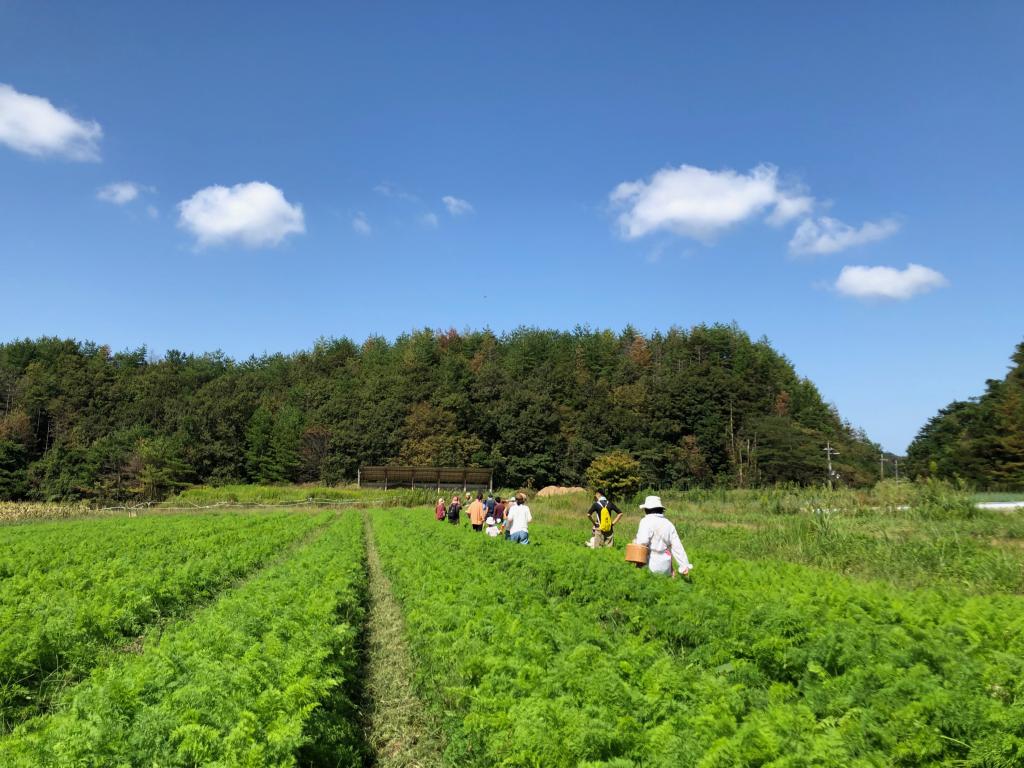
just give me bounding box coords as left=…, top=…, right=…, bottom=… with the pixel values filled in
left=633, top=495, right=693, bottom=577
left=485, top=516, right=501, bottom=537
left=505, top=492, right=532, bottom=544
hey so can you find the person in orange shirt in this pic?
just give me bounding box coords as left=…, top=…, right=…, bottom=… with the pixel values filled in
left=467, top=492, right=486, bottom=532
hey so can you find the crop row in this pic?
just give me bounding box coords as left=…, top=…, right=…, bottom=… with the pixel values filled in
left=0, top=510, right=368, bottom=766
left=0, top=511, right=330, bottom=730
left=371, top=509, right=1024, bottom=767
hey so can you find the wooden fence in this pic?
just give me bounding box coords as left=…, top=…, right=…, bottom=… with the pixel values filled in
left=357, top=465, right=493, bottom=491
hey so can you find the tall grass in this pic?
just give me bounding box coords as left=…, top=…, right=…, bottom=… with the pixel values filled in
left=166, top=484, right=442, bottom=508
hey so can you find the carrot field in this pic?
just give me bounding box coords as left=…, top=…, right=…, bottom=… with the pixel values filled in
left=1, top=493, right=1022, bottom=767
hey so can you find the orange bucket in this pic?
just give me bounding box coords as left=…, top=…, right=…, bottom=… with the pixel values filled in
left=625, top=543, right=649, bottom=565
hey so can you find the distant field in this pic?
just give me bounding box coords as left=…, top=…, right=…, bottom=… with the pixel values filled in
left=2, top=483, right=1023, bottom=765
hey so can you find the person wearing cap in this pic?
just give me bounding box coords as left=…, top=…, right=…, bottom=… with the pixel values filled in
left=587, top=490, right=623, bottom=548
left=505, top=492, right=532, bottom=544
left=633, top=495, right=693, bottom=577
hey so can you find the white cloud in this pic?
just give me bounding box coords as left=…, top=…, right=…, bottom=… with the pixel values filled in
left=442, top=195, right=474, bottom=216
left=97, top=181, right=148, bottom=205
left=790, top=216, right=900, bottom=255
left=835, top=263, right=948, bottom=300
left=610, top=163, right=812, bottom=240
left=146, top=205, right=159, bottom=219
left=177, top=182, right=305, bottom=247
left=352, top=211, right=371, bottom=236
left=0, top=83, right=102, bottom=160
left=419, top=212, right=439, bottom=229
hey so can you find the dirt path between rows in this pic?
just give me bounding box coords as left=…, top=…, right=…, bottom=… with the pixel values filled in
left=362, top=519, right=445, bottom=768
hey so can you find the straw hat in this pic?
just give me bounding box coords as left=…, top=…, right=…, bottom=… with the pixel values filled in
left=639, top=495, right=665, bottom=511
left=485, top=516, right=495, bottom=526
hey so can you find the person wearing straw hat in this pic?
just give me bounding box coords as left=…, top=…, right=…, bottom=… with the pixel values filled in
left=633, top=495, right=693, bottom=578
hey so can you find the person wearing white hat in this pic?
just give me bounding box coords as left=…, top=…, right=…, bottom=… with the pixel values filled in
left=633, top=495, right=693, bottom=577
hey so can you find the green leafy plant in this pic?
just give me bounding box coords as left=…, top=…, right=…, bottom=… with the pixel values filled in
left=585, top=450, right=644, bottom=498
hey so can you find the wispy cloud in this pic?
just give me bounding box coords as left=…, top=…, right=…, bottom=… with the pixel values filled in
left=373, top=181, right=419, bottom=202
left=97, top=181, right=154, bottom=205
left=0, top=83, right=102, bottom=161
left=419, top=212, right=439, bottom=229
left=177, top=181, right=305, bottom=247
left=765, top=194, right=814, bottom=226
left=352, top=211, right=371, bottom=236
left=610, top=163, right=812, bottom=241
left=790, top=216, right=900, bottom=256
left=835, top=263, right=948, bottom=300
left=442, top=195, right=474, bottom=216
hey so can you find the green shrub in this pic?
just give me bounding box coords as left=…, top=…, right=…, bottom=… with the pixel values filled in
left=585, top=451, right=643, bottom=499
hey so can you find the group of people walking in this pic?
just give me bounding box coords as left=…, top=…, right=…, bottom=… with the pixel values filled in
left=432, top=487, right=692, bottom=577
left=435, top=491, right=532, bottom=544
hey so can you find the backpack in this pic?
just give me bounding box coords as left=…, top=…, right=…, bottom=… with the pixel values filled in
left=447, top=502, right=460, bottom=521
left=598, top=499, right=613, bottom=533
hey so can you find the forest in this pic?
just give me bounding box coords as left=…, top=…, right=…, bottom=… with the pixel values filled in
left=0, top=324, right=883, bottom=502
left=906, top=339, right=1024, bottom=488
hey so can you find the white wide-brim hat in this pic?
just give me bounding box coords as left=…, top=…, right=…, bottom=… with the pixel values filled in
left=639, top=495, right=665, bottom=511
left=485, top=517, right=495, bottom=525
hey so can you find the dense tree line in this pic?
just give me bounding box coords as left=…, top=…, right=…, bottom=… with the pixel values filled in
left=0, top=325, right=881, bottom=501
left=906, top=339, right=1024, bottom=488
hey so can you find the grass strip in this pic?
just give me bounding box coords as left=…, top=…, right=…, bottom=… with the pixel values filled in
left=362, top=515, right=444, bottom=767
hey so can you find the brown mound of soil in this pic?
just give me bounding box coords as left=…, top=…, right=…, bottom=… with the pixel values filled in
left=536, top=485, right=589, bottom=498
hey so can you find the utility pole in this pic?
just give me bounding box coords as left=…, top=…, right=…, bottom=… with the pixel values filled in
left=823, top=441, right=840, bottom=490
left=879, top=450, right=885, bottom=481
left=894, top=457, right=899, bottom=480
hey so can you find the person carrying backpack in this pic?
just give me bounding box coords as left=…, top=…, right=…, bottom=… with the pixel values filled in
left=447, top=495, right=462, bottom=525
left=587, top=491, right=623, bottom=548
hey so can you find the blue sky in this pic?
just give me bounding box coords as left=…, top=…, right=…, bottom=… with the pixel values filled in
left=1, top=2, right=1022, bottom=453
